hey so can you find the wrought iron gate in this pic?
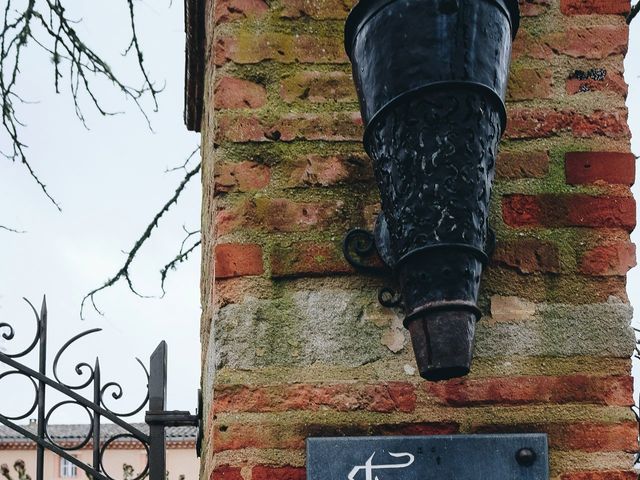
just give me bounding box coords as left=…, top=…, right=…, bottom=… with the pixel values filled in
left=0, top=297, right=201, bottom=480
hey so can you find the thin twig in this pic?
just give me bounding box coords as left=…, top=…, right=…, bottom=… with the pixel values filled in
left=80, top=162, right=201, bottom=319
left=0, top=225, right=25, bottom=233
left=628, top=1, right=640, bottom=24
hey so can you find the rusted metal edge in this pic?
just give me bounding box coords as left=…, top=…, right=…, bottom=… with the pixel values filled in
left=184, top=0, right=206, bottom=132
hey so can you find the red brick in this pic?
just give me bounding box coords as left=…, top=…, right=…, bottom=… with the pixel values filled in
left=507, top=68, right=553, bottom=101
left=512, top=30, right=553, bottom=61
left=253, top=466, right=305, bottom=480
left=560, top=472, right=637, bottom=480
left=497, top=151, right=549, bottom=179
left=211, top=466, right=243, bottom=480
left=425, top=375, right=633, bottom=407
left=280, top=0, right=354, bottom=18
left=560, top=0, right=630, bottom=15
left=270, top=241, right=354, bottom=277
left=502, top=194, right=635, bottom=230
left=214, top=77, right=267, bottom=110
left=492, top=239, right=560, bottom=273
left=565, top=152, right=635, bottom=185
left=213, top=421, right=458, bottom=451
left=378, top=423, right=460, bottom=436
left=255, top=198, right=345, bottom=232
left=216, top=113, right=363, bottom=143
left=473, top=422, right=637, bottom=452
left=545, top=26, right=628, bottom=59
left=215, top=0, right=268, bottom=23
left=215, top=34, right=347, bottom=66
left=286, top=154, right=372, bottom=187
left=566, top=68, right=627, bottom=96
left=580, top=242, right=636, bottom=276
left=214, top=162, right=270, bottom=194
left=280, top=71, right=355, bottom=103
left=214, top=382, right=416, bottom=413
left=519, top=0, right=551, bottom=16
left=215, top=244, right=264, bottom=279
left=215, top=202, right=251, bottom=237
left=571, top=110, right=630, bottom=138
left=506, top=109, right=629, bottom=140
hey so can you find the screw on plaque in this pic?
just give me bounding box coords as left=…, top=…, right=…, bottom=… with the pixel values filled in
left=515, top=448, right=536, bottom=467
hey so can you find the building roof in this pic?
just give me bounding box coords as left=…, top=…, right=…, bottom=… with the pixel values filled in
left=0, top=423, right=197, bottom=449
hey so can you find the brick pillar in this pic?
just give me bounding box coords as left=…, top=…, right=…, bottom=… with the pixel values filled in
left=197, top=0, right=638, bottom=478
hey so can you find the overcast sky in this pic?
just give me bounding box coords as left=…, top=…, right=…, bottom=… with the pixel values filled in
left=0, top=1, right=201, bottom=422
left=1, top=2, right=640, bottom=424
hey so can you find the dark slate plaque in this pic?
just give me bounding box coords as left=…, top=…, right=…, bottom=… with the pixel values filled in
left=307, top=434, right=548, bottom=480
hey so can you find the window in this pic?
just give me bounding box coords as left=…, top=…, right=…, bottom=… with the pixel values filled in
left=59, top=458, right=77, bottom=478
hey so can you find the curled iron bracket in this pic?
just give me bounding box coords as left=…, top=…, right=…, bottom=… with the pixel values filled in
left=342, top=228, right=388, bottom=273
left=343, top=223, right=402, bottom=309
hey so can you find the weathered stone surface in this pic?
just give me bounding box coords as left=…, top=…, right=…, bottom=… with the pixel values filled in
left=490, top=296, right=536, bottom=323
left=475, top=298, right=634, bottom=358
left=211, top=290, right=407, bottom=369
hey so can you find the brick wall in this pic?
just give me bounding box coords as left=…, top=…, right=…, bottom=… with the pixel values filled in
left=198, top=0, right=638, bottom=478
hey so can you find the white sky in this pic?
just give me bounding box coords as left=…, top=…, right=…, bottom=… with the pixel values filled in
left=0, top=1, right=201, bottom=422
left=1, top=2, right=640, bottom=424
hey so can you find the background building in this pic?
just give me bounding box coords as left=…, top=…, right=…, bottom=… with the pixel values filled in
left=0, top=423, right=198, bottom=480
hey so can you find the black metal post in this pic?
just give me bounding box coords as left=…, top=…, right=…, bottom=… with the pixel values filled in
left=147, top=342, right=168, bottom=480
left=93, top=359, right=101, bottom=474
left=36, top=298, right=47, bottom=480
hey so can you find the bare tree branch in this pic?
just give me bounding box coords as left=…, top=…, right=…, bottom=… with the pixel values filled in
left=0, top=224, right=25, bottom=233
left=159, top=227, right=201, bottom=296
left=80, top=161, right=201, bottom=319
left=1, top=0, right=161, bottom=210
left=628, top=2, right=640, bottom=24
left=165, top=145, right=200, bottom=173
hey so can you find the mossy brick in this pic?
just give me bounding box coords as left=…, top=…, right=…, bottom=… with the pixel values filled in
left=210, top=466, right=243, bottom=480
left=519, top=0, right=551, bottom=17
left=481, top=267, right=628, bottom=304
left=544, top=26, right=629, bottom=59
left=214, top=161, right=271, bottom=193
left=560, top=471, right=637, bottom=480
left=213, top=382, right=416, bottom=413
left=216, top=112, right=363, bottom=143
left=214, top=77, right=267, bottom=109
left=496, top=150, right=550, bottom=179
left=505, top=109, right=629, bottom=140
left=215, top=244, right=265, bottom=278
left=501, top=194, right=635, bottom=230
left=279, top=0, right=355, bottom=19
left=560, top=0, right=630, bottom=15
left=280, top=71, right=356, bottom=103
left=474, top=299, right=634, bottom=358
left=471, top=422, right=637, bottom=452
left=580, top=242, right=636, bottom=276
left=424, top=375, right=633, bottom=407
left=215, top=0, right=269, bottom=24
left=253, top=197, right=347, bottom=232
left=252, top=466, right=305, bottom=480
left=211, top=419, right=459, bottom=452
left=565, top=152, right=635, bottom=185
left=492, top=238, right=561, bottom=274
left=285, top=153, right=373, bottom=187
left=507, top=67, right=553, bottom=101
left=512, top=30, right=553, bottom=60
left=214, top=33, right=347, bottom=66
left=270, top=241, right=354, bottom=277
